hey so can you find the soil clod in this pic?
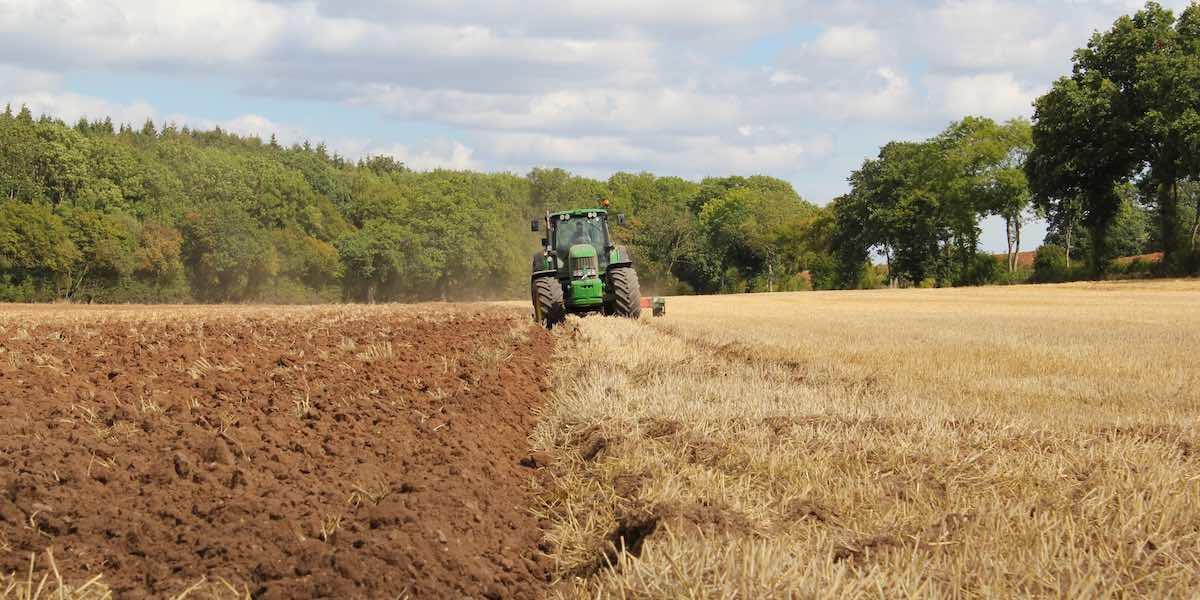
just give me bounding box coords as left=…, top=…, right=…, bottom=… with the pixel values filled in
left=0, top=306, right=555, bottom=598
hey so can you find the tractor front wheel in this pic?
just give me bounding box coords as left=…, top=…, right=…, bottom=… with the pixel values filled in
left=532, top=277, right=566, bottom=329
left=607, top=267, right=642, bottom=319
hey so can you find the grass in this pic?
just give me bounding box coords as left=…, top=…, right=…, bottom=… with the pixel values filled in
left=532, top=279, right=1200, bottom=598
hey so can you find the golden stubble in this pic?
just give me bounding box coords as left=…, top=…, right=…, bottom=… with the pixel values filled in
left=533, top=279, right=1200, bottom=599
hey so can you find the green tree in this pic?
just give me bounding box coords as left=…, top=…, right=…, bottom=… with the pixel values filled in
left=33, top=123, right=92, bottom=205
left=60, top=208, right=139, bottom=298
left=1033, top=2, right=1200, bottom=273
left=1032, top=244, right=1071, bottom=283
left=335, top=219, right=422, bottom=303
left=133, top=222, right=185, bottom=287
left=950, top=118, right=1034, bottom=272
left=1045, top=185, right=1153, bottom=263
left=0, top=201, right=79, bottom=298
left=527, top=167, right=608, bottom=215
left=828, top=193, right=874, bottom=289
left=273, top=227, right=343, bottom=291
left=179, top=204, right=277, bottom=301
left=843, top=141, right=947, bottom=286
left=1027, top=73, right=1134, bottom=274
left=697, top=182, right=817, bottom=293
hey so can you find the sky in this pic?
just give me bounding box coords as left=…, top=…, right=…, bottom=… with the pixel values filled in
left=0, top=0, right=1192, bottom=251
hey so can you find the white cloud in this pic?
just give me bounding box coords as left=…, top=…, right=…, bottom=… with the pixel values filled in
left=374, top=139, right=481, bottom=171
left=0, top=0, right=288, bottom=66
left=478, top=130, right=834, bottom=177
left=840, top=67, right=913, bottom=119
left=928, top=72, right=1044, bottom=120
left=294, top=0, right=795, bottom=38
left=763, top=66, right=914, bottom=121
left=1, top=81, right=312, bottom=144
left=3, top=90, right=158, bottom=125
left=351, top=85, right=742, bottom=135
left=0, top=0, right=660, bottom=90
left=0, top=63, right=60, bottom=94
left=813, top=24, right=884, bottom=62
left=921, top=1, right=1066, bottom=71
left=533, top=0, right=774, bottom=28
left=768, top=69, right=809, bottom=86
left=164, top=113, right=308, bottom=145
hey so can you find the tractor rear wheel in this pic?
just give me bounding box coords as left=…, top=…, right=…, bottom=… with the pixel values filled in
left=608, top=266, right=642, bottom=319
left=532, top=277, right=566, bottom=329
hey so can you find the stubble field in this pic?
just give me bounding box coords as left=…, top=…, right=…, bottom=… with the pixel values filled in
left=533, top=279, right=1200, bottom=598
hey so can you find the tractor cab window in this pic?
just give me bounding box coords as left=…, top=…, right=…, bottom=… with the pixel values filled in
left=553, top=215, right=608, bottom=262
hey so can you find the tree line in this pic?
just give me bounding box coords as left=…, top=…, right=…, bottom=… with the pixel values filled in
left=0, top=106, right=830, bottom=302
left=1026, top=1, right=1200, bottom=276
left=0, top=2, right=1195, bottom=303
left=828, top=1, right=1199, bottom=287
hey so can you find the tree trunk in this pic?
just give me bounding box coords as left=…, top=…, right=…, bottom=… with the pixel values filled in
left=884, top=246, right=896, bottom=288
left=1065, top=225, right=1072, bottom=271
left=960, top=229, right=976, bottom=282
left=1159, top=177, right=1183, bottom=269
left=437, top=274, right=450, bottom=301
left=1005, top=216, right=1015, bottom=272
left=1188, top=180, right=1200, bottom=254
left=1191, top=195, right=1199, bottom=254
left=66, top=264, right=90, bottom=301
left=1013, top=217, right=1022, bottom=272
left=1088, top=222, right=1108, bottom=278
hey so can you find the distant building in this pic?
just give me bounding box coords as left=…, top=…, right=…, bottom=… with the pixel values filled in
left=992, top=250, right=1037, bottom=269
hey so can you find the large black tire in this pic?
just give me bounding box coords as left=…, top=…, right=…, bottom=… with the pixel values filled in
left=532, top=277, right=566, bottom=329
left=608, top=266, right=642, bottom=319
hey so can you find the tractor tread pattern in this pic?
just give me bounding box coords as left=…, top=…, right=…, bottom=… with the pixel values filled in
left=609, top=266, right=642, bottom=319
left=533, top=276, right=566, bottom=329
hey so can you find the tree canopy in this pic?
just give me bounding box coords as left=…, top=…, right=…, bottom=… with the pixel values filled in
left=829, top=117, right=1035, bottom=287
left=0, top=110, right=826, bottom=302
left=1028, top=1, right=1200, bottom=274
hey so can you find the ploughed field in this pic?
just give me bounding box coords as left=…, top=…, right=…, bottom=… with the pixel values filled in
left=0, top=304, right=554, bottom=599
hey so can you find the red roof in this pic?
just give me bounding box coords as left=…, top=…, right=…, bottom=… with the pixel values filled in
left=993, top=251, right=1037, bottom=268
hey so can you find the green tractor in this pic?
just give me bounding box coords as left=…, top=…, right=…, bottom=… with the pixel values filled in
left=530, top=207, right=641, bottom=328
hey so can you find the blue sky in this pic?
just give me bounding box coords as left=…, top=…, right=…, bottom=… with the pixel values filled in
left=1, top=0, right=1191, bottom=251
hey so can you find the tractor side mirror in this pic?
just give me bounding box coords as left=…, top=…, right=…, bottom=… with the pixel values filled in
left=617, top=213, right=626, bottom=226
left=540, top=238, right=549, bottom=248
left=531, top=219, right=540, bottom=232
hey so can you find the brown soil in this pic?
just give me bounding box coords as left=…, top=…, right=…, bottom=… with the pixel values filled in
left=0, top=305, right=553, bottom=599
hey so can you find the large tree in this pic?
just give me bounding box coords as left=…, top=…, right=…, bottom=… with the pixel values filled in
left=935, top=117, right=1034, bottom=276
left=1031, top=2, right=1200, bottom=273
left=1027, top=73, right=1134, bottom=273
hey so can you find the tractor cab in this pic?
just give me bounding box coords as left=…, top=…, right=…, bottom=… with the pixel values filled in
left=538, top=209, right=614, bottom=274
left=552, top=212, right=609, bottom=266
